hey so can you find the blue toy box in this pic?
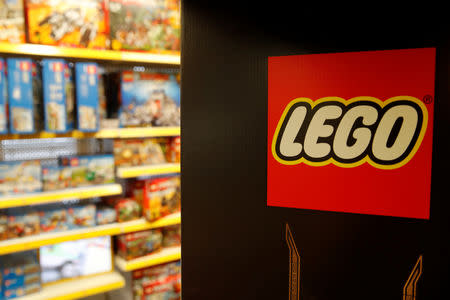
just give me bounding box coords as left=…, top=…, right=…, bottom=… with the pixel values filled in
left=0, top=59, right=7, bottom=134
left=75, top=63, right=99, bottom=132
left=6, top=58, right=42, bottom=134
left=119, top=71, right=181, bottom=127
left=42, top=59, right=68, bottom=133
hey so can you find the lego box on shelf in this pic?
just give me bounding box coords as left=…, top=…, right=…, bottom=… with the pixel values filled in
left=119, top=71, right=180, bottom=128
left=25, top=0, right=110, bottom=49
left=0, top=0, right=26, bottom=43
left=117, top=229, right=163, bottom=261
left=113, top=138, right=167, bottom=167
left=138, top=176, right=181, bottom=222
left=67, top=203, right=96, bottom=229
left=59, top=154, right=115, bottom=187
left=75, top=62, right=99, bottom=132
left=6, top=58, right=42, bottom=134
left=64, top=62, right=75, bottom=130
left=38, top=204, right=69, bottom=233
left=6, top=208, right=40, bottom=238
left=109, top=0, right=180, bottom=52
left=0, top=58, right=7, bottom=134
left=42, top=59, right=69, bottom=133
left=0, top=160, right=42, bottom=196
left=1, top=250, right=41, bottom=299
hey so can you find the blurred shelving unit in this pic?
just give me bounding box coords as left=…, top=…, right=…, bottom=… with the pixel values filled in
left=15, top=271, right=125, bottom=300
left=0, top=184, right=123, bottom=209
left=0, top=213, right=180, bottom=255
left=115, top=246, right=181, bottom=272
left=0, top=42, right=180, bottom=65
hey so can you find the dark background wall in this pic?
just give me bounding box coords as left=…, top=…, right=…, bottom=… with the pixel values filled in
left=181, top=3, right=449, bottom=299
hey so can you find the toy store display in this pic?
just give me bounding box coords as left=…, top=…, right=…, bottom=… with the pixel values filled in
left=109, top=0, right=180, bottom=52
left=132, top=261, right=181, bottom=300
left=0, top=160, right=42, bottom=196
left=117, top=229, right=163, bottom=261
left=25, top=0, right=110, bottom=49
left=135, top=176, right=181, bottom=222
left=0, top=0, right=25, bottom=44
left=0, top=200, right=121, bottom=240
left=0, top=250, right=41, bottom=299
left=113, top=138, right=168, bottom=167
left=119, top=71, right=180, bottom=128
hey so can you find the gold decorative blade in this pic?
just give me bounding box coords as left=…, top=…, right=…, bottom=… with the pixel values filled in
left=403, top=255, right=423, bottom=300
left=286, top=224, right=301, bottom=300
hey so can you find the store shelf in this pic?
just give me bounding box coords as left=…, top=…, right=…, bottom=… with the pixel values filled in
left=16, top=271, right=125, bottom=300
left=0, top=127, right=180, bottom=140
left=0, top=184, right=123, bottom=209
left=0, top=213, right=180, bottom=255
left=117, top=163, right=180, bottom=178
left=0, top=42, right=180, bottom=65
left=115, top=246, right=181, bottom=272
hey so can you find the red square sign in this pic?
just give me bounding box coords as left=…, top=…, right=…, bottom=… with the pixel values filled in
left=267, top=48, right=435, bottom=219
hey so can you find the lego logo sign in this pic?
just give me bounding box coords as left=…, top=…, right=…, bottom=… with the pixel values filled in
left=267, top=48, right=436, bottom=219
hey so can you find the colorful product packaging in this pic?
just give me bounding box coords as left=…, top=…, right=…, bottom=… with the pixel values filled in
left=1, top=250, right=41, bottom=299
left=0, top=160, right=42, bottom=195
left=6, top=208, right=40, bottom=239
left=0, top=213, right=7, bottom=241
left=166, top=136, right=180, bottom=163
left=119, top=71, right=180, bottom=128
left=113, top=198, right=141, bottom=223
left=0, top=0, right=26, bottom=43
left=0, top=58, right=7, bottom=134
left=42, top=59, right=68, bottom=132
left=132, top=261, right=181, bottom=300
left=59, top=154, right=115, bottom=186
left=109, top=0, right=180, bottom=53
left=25, top=0, right=110, bottom=49
left=75, top=62, right=99, bottom=131
left=113, top=138, right=167, bottom=167
left=96, top=206, right=117, bottom=225
left=162, top=224, right=181, bottom=248
left=117, top=229, right=163, bottom=260
left=67, top=204, right=96, bottom=229
left=140, top=176, right=181, bottom=222
left=6, top=58, right=36, bottom=134
left=38, top=204, right=69, bottom=233
left=64, top=63, right=75, bottom=130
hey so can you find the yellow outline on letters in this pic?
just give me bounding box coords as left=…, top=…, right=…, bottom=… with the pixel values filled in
left=271, top=96, right=428, bottom=170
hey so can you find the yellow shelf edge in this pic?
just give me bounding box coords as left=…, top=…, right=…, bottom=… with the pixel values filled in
left=0, top=42, right=180, bottom=65
left=0, top=184, right=123, bottom=209
left=0, top=127, right=180, bottom=140
left=16, top=271, right=125, bottom=300
left=117, top=163, right=181, bottom=178
left=0, top=213, right=180, bottom=255
left=115, top=246, right=181, bottom=272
